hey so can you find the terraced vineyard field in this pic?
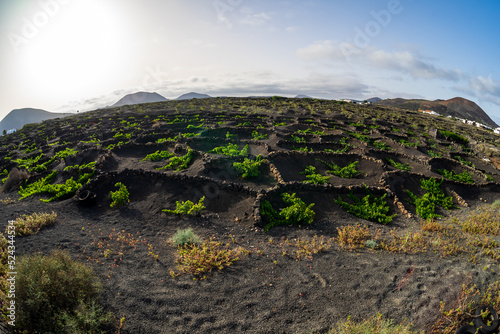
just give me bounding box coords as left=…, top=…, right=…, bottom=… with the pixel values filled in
left=1, top=97, right=500, bottom=333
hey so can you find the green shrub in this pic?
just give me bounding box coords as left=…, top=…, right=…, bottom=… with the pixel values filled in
left=435, top=169, right=474, bottom=184
left=251, top=130, right=268, bottom=140
left=293, top=146, right=313, bottom=153
left=299, top=165, right=331, bottom=184
left=319, top=159, right=363, bottom=178
left=453, top=155, right=474, bottom=167
left=226, top=131, right=237, bottom=139
left=16, top=250, right=113, bottom=333
left=171, top=228, right=202, bottom=247
left=260, top=193, right=315, bottom=232
left=158, top=149, right=195, bottom=171
left=373, top=140, right=391, bottom=151
left=208, top=143, right=248, bottom=156
left=290, top=135, right=306, bottom=143
left=348, top=131, right=371, bottom=143
left=397, top=139, right=417, bottom=147
left=18, top=171, right=86, bottom=202
left=110, top=182, right=129, bottom=208
left=335, top=188, right=395, bottom=224
left=407, top=178, right=453, bottom=219
left=233, top=155, right=266, bottom=179
left=427, top=150, right=442, bottom=158
left=141, top=150, right=174, bottom=162
left=386, top=158, right=411, bottom=171
left=163, top=196, right=205, bottom=215
left=439, top=130, right=469, bottom=146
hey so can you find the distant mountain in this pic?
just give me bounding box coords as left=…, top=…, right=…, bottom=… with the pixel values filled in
left=0, top=108, right=73, bottom=133
left=375, top=97, right=498, bottom=128
left=175, top=92, right=212, bottom=100
left=366, top=97, right=382, bottom=103
left=295, top=94, right=313, bottom=99
left=111, top=92, right=167, bottom=108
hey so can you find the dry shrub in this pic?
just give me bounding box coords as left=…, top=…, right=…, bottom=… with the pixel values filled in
left=380, top=230, right=428, bottom=254
left=294, top=235, right=334, bottom=260
left=10, top=211, right=57, bottom=236
left=336, top=224, right=371, bottom=250
left=432, top=281, right=500, bottom=334
left=456, top=203, right=500, bottom=235
left=16, top=250, right=114, bottom=333
left=171, top=238, right=248, bottom=280
left=0, top=167, right=29, bottom=193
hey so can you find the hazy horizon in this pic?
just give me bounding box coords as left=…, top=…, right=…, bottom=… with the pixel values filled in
left=2, top=0, right=500, bottom=123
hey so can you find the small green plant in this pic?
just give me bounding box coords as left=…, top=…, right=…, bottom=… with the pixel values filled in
left=427, top=150, right=442, bottom=158
left=260, top=193, right=315, bottom=232
left=373, top=140, right=391, bottom=151
left=9, top=212, right=57, bottom=236
left=180, top=132, right=200, bottom=138
left=171, top=228, right=202, bottom=247
left=397, top=138, right=417, bottom=147
left=208, top=143, right=248, bottom=156
left=299, top=165, right=331, bottom=185
left=453, top=155, right=474, bottom=167
left=318, top=160, right=362, bottom=178
left=439, top=130, right=469, bottom=146
left=225, top=131, right=237, bottom=139
left=406, top=178, right=453, bottom=219
left=435, top=169, right=474, bottom=184
left=110, top=182, right=129, bottom=208
left=141, top=150, right=174, bottom=162
left=290, top=135, right=306, bottom=143
left=163, top=197, right=205, bottom=215
left=386, top=158, right=411, bottom=171
left=158, top=149, right=195, bottom=171
left=63, top=161, right=96, bottom=172
left=293, top=146, right=313, bottom=153
left=251, top=131, right=268, bottom=140
left=335, top=188, right=396, bottom=224
left=348, top=131, right=371, bottom=143
left=237, top=121, right=251, bottom=127
left=233, top=155, right=266, bottom=179
left=187, top=123, right=203, bottom=129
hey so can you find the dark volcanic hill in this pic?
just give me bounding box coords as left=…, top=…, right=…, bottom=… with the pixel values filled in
left=111, top=91, right=167, bottom=108
left=0, top=108, right=73, bottom=133
left=376, top=97, right=498, bottom=128
left=175, top=92, right=212, bottom=100
left=1, top=97, right=500, bottom=333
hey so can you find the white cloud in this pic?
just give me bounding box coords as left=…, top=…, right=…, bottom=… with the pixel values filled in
left=297, top=40, right=463, bottom=81
left=470, top=75, right=499, bottom=95
left=239, top=12, right=272, bottom=26
left=286, top=26, right=299, bottom=33
left=296, top=40, right=345, bottom=61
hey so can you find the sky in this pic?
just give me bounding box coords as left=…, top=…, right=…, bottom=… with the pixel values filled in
left=1, top=0, right=500, bottom=124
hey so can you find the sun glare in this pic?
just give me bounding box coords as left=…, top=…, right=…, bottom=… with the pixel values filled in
left=17, top=1, right=133, bottom=99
